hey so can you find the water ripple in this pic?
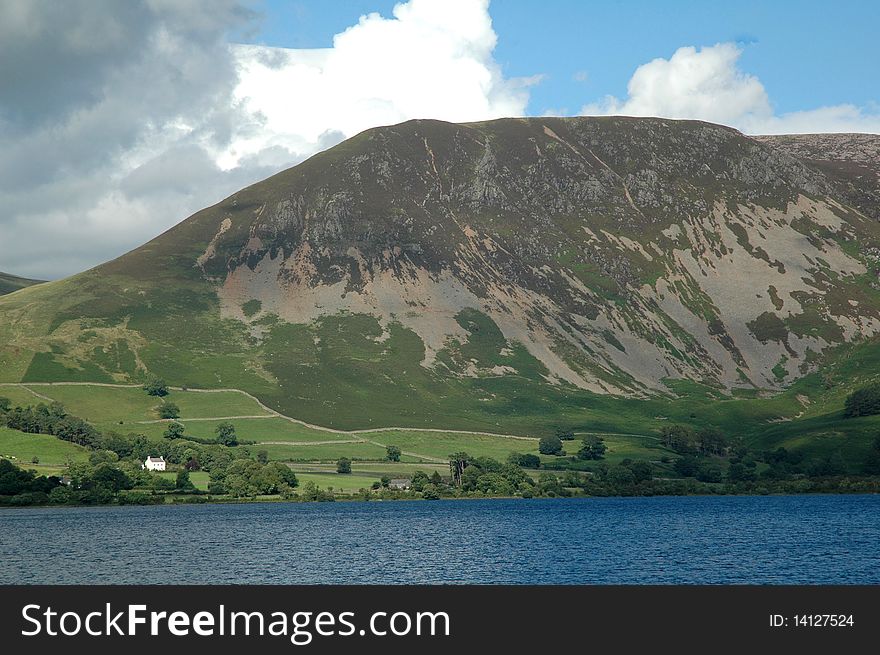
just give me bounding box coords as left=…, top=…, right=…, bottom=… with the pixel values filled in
left=1, top=495, right=878, bottom=584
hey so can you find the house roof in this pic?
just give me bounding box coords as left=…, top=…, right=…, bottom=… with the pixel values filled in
left=146, top=456, right=165, bottom=462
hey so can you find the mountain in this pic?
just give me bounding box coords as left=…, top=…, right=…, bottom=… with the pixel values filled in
left=1, top=117, right=879, bottom=440
left=0, top=271, right=44, bottom=296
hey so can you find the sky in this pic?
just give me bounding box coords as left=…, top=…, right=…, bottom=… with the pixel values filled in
left=1, top=0, right=877, bottom=280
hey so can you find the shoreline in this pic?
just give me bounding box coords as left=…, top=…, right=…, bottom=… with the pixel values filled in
left=2, top=487, right=878, bottom=511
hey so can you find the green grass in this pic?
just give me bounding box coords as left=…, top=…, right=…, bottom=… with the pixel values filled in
left=293, top=472, right=380, bottom=493
left=1, top=117, right=880, bottom=479
left=12, top=385, right=273, bottom=423
left=344, top=461, right=448, bottom=476
left=0, top=426, right=90, bottom=469
left=21, top=384, right=159, bottom=425
left=157, top=470, right=210, bottom=491
left=561, top=434, right=671, bottom=463
left=132, top=417, right=348, bottom=444
left=3, top=326, right=880, bottom=476
left=254, top=441, right=392, bottom=462
left=366, top=429, right=539, bottom=461
left=0, top=384, right=53, bottom=408
left=0, top=271, right=44, bottom=296
left=23, top=353, right=114, bottom=383
left=170, top=390, right=273, bottom=418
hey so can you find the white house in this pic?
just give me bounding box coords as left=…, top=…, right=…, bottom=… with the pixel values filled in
left=143, top=456, right=166, bottom=472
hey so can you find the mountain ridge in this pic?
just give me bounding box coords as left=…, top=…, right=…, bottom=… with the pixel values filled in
left=1, top=117, right=879, bottom=435
left=0, top=271, right=44, bottom=296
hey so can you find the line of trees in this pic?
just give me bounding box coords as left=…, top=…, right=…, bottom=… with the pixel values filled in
left=2, top=401, right=100, bottom=447
left=844, top=385, right=880, bottom=418
left=660, top=425, right=729, bottom=456
left=0, top=398, right=297, bottom=505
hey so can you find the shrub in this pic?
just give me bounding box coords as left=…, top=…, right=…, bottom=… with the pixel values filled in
left=577, top=436, right=606, bottom=460
left=163, top=422, right=185, bottom=440
left=538, top=435, right=564, bottom=456
left=674, top=456, right=700, bottom=478
left=215, top=422, right=237, bottom=446
left=159, top=403, right=180, bottom=419
left=555, top=428, right=575, bottom=441
left=143, top=378, right=169, bottom=397
left=844, top=385, right=880, bottom=418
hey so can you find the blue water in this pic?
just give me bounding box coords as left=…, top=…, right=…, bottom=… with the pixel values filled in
left=1, top=495, right=878, bottom=584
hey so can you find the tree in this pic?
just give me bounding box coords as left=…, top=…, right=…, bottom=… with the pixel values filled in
left=696, top=463, right=724, bottom=483
left=627, top=460, right=652, bottom=483
left=143, top=378, right=169, bottom=397
left=215, top=422, right=237, bottom=446
left=257, top=450, right=269, bottom=465
left=510, top=452, right=541, bottom=468
left=554, top=427, right=575, bottom=441
left=605, top=465, right=636, bottom=489
left=808, top=451, right=847, bottom=477
left=386, top=445, right=402, bottom=462
left=159, top=403, right=180, bottom=419
left=577, top=436, right=606, bottom=460
left=89, top=464, right=133, bottom=493
left=728, top=461, right=757, bottom=482
left=538, top=435, right=564, bottom=456
left=175, top=469, right=195, bottom=491
left=89, top=450, right=119, bottom=465
left=163, top=422, right=185, bottom=440
left=660, top=425, right=698, bottom=454
left=411, top=470, right=430, bottom=491
left=697, top=428, right=727, bottom=456
left=449, top=452, right=471, bottom=486
left=536, top=472, right=563, bottom=496
left=863, top=450, right=880, bottom=476
left=844, top=385, right=880, bottom=418
left=336, top=457, right=352, bottom=474
left=674, top=455, right=700, bottom=478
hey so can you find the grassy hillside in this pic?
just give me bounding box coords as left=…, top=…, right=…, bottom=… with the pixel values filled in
left=0, top=426, right=89, bottom=476
left=0, top=271, right=44, bottom=296
left=2, top=370, right=879, bottom=482
left=1, top=119, right=879, bottom=480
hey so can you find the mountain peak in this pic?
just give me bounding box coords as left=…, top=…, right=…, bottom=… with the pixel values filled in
left=2, top=117, right=879, bottom=424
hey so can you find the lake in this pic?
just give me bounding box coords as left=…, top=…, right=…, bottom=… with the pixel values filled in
left=1, top=495, right=878, bottom=584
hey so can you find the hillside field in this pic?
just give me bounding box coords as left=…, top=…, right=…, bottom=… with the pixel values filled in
left=3, top=370, right=880, bottom=492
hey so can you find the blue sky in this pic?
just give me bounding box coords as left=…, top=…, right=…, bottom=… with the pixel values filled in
left=248, top=0, right=879, bottom=118
left=2, top=0, right=877, bottom=278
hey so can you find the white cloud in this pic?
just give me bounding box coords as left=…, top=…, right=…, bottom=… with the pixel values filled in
left=0, top=0, right=536, bottom=279
left=581, top=42, right=880, bottom=135
left=221, top=0, right=536, bottom=168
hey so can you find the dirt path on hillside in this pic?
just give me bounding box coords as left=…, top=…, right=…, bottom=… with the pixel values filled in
left=0, top=382, right=656, bottom=455
left=257, top=439, right=366, bottom=446
left=137, top=415, right=275, bottom=424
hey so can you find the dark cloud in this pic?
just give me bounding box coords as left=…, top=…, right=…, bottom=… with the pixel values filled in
left=0, top=0, right=284, bottom=279
left=0, top=0, right=532, bottom=279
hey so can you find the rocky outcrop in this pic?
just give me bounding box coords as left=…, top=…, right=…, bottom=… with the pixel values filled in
left=183, top=118, right=880, bottom=394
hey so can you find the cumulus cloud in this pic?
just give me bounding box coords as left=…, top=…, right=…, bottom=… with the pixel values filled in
left=221, top=0, right=536, bottom=168
left=0, top=0, right=532, bottom=279
left=581, top=43, right=880, bottom=135
left=0, top=0, right=269, bottom=279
